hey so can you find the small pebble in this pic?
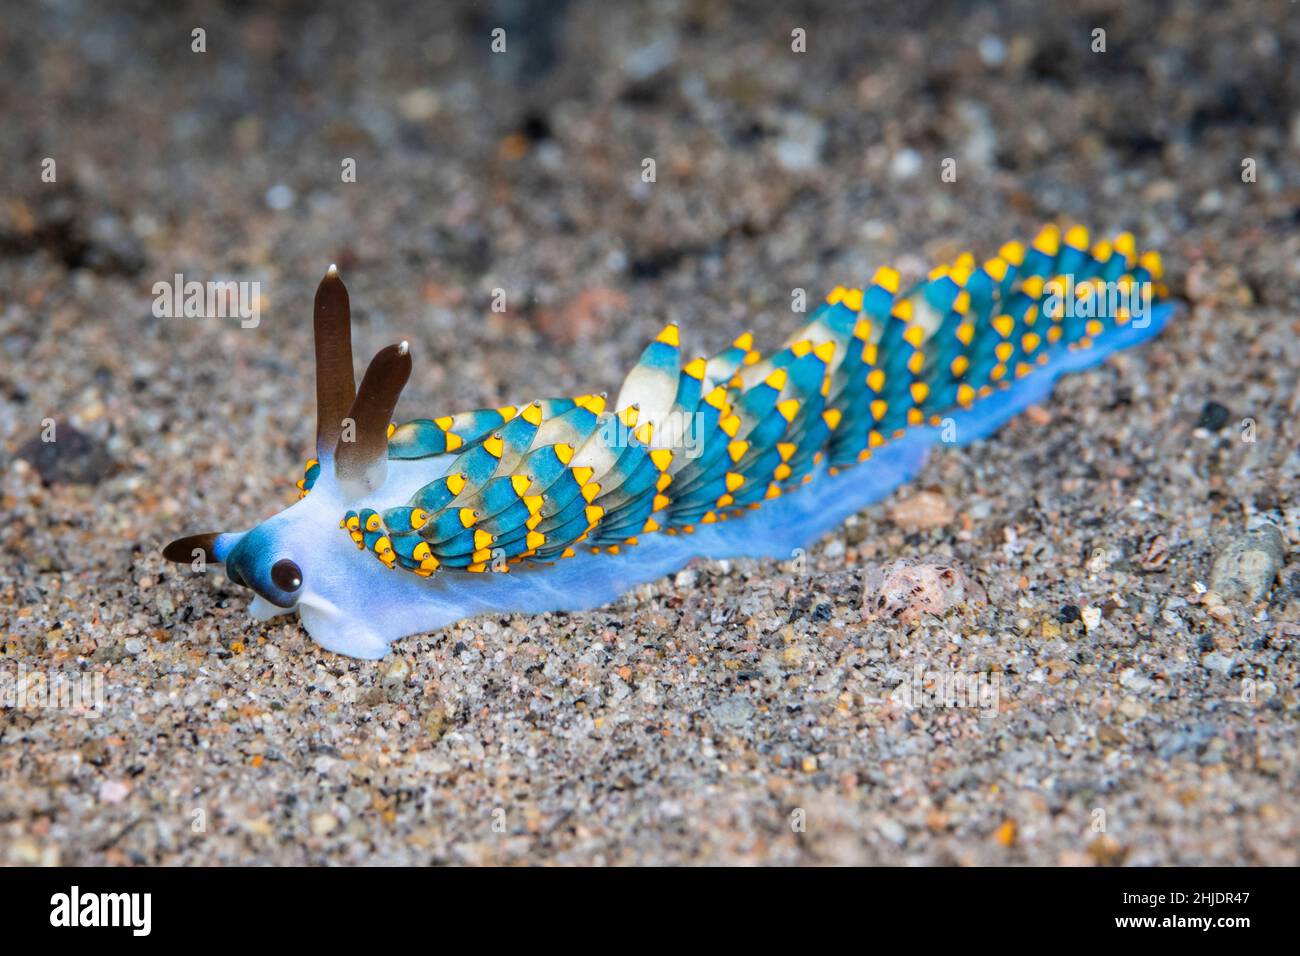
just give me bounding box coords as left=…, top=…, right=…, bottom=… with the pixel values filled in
left=397, top=87, right=441, bottom=122
left=310, top=813, right=339, bottom=836
left=1201, top=652, right=1237, bottom=678
left=1209, top=524, right=1285, bottom=602
left=774, top=113, right=826, bottom=172
left=890, top=148, right=922, bottom=180
left=1057, top=604, right=1082, bottom=624
left=710, top=697, right=753, bottom=728
left=1119, top=668, right=1153, bottom=693
left=877, top=818, right=906, bottom=845
left=98, top=780, right=131, bottom=804
left=382, top=656, right=411, bottom=686
left=994, top=820, right=1017, bottom=847
left=424, top=705, right=448, bottom=742
left=265, top=184, right=295, bottom=210
left=17, top=425, right=115, bottom=486
left=888, top=490, right=955, bottom=530
left=1197, top=401, right=1230, bottom=431
left=978, top=34, right=1007, bottom=67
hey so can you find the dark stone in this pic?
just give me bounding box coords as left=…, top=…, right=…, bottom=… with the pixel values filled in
left=1057, top=604, right=1081, bottom=624
left=0, top=190, right=146, bottom=276
left=16, top=424, right=115, bottom=486
left=1197, top=401, right=1230, bottom=431
left=519, top=111, right=551, bottom=141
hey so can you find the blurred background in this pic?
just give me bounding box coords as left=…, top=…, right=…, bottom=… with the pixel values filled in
left=0, top=0, right=1297, bottom=865
left=3, top=0, right=1296, bottom=430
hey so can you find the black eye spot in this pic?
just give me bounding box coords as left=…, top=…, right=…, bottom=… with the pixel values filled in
left=270, top=559, right=302, bottom=593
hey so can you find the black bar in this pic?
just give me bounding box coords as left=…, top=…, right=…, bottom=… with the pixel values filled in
left=1, top=866, right=1282, bottom=942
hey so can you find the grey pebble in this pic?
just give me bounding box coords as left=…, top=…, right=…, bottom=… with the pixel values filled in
left=1200, top=651, right=1238, bottom=678
left=16, top=425, right=115, bottom=486
left=876, top=818, right=907, bottom=846
left=1120, top=668, right=1154, bottom=693
left=710, top=697, right=754, bottom=728
left=1209, top=524, right=1286, bottom=603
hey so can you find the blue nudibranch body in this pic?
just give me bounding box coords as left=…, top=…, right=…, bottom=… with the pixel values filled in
left=164, top=224, right=1175, bottom=658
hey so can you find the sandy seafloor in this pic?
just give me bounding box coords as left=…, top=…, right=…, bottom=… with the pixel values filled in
left=1, top=0, right=1297, bottom=865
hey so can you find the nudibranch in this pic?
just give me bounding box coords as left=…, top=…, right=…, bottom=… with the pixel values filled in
left=164, top=225, right=1175, bottom=658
